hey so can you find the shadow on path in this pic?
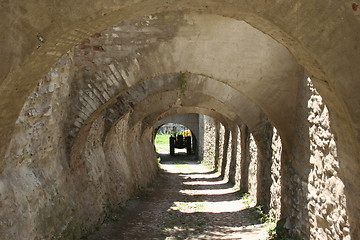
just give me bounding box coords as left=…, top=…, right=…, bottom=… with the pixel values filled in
left=85, top=154, right=269, bottom=240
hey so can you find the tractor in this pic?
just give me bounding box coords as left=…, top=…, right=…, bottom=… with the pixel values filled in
left=169, top=134, right=191, bottom=155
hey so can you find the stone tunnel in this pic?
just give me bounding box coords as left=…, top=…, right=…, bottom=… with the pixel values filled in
left=0, top=1, right=359, bottom=239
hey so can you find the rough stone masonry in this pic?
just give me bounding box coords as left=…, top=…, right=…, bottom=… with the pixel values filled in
left=0, top=1, right=359, bottom=239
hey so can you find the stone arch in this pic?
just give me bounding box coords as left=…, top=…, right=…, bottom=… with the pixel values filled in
left=62, top=13, right=301, bottom=146
left=99, top=90, right=241, bottom=145
left=94, top=86, right=280, bottom=215
left=143, top=107, right=234, bottom=139
left=1, top=2, right=359, bottom=238
left=69, top=87, right=243, bottom=175
left=3, top=4, right=354, bottom=158
left=69, top=72, right=270, bottom=159
left=2, top=3, right=359, bottom=176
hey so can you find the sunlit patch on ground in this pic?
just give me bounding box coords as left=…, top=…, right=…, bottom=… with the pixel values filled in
left=180, top=172, right=221, bottom=179
left=171, top=199, right=248, bottom=213
left=179, top=187, right=240, bottom=196
left=183, top=180, right=226, bottom=185
left=86, top=155, right=269, bottom=240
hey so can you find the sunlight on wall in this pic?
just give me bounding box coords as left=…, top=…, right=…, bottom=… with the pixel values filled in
left=306, top=78, right=350, bottom=240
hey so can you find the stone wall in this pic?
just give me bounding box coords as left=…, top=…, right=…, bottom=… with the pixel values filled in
left=0, top=52, right=158, bottom=239
left=234, top=126, right=242, bottom=186
left=200, top=118, right=237, bottom=184
left=228, top=126, right=240, bottom=185
left=282, top=77, right=350, bottom=239
left=0, top=52, right=77, bottom=239
left=0, top=53, right=350, bottom=240
left=248, top=134, right=258, bottom=201
left=239, top=125, right=251, bottom=193
left=1, top=4, right=360, bottom=238
left=194, top=83, right=349, bottom=240
left=305, top=78, right=350, bottom=240
left=225, top=129, right=233, bottom=181
left=269, top=127, right=282, bottom=221
left=220, top=127, right=232, bottom=180
left=201, top=115, right=217, bottom=168
left=199, top=115, right=283, bottom=231
left=69, top=110, right=158, bottom=238
left=200, top=117, right=230, bottom=176
left=217, top=123, right=225, bottom=173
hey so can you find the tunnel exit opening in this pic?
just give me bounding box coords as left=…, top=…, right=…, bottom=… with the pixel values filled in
left=154, top=123, right=196, bottom=157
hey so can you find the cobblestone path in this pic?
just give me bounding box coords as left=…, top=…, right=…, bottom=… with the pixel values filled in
left=86, top=154, right=269, bottom=240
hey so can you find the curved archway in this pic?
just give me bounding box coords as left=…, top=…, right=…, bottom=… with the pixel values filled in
left=1, top=3, right=359, bottom=239
left=69, top=72, right=269, bottom=160
left=153, top=115, right=200, bottom=155
left=153, top=121, right=196, bottom=155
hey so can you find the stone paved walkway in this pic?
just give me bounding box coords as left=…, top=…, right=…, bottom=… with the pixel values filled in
left=86, top=154, right=269, bottom=240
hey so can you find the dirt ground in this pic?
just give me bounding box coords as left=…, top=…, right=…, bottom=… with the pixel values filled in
left=85, top=154, right=269, bottom=240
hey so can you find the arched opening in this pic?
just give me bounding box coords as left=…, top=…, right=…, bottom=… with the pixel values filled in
left=0, top=3, right=359, bottom=239
left=154, top=122, right=195, bottom=156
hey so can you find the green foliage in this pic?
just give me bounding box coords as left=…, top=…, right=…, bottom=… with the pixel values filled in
left=173, top=161, right=188, bottom=165
left=266, top=218, right=298, bottom=240
left=241, top=192, right=250, bottom=200
left=239, top=192, right=253, bottom=208
left=254, top=205, right=295, bottom=240
left=202, top=159, right=213, bottom=169
left=267, top=227, right=294, bottom=240
left=154, top=134, right=170, bottom=147
left=255, top=205, right=273, bottom=224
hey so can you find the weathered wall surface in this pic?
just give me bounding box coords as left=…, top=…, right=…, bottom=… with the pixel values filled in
left=220, top=127, right=232, bottom=180
left=228, top=126, right=239, bottom=185
left=188, top=80, right=349, bottom=240
left=201, top=116, right=217, bottom=168
left=225, top=129, right=233, bottom=181
left=197, top=114, right=205, bottom=159
left=248, top=134, right=258, bottom=200
left=0, top=52, right=77, bottom=239
left=0, top=9, right=307, bottom=169
left=269, top=127, right=282, bottom=221
left=68, top=111, right=158, bottom=239
left=281, top=77, right=350, bottom=239
left=305, top=79, right=350, bottom=240
left=239, top=125, right=250, bottom=193
left=200, top=117, right=228, bottom=175
left=217, top=124, right=225, bottom=173
left=0, top=5, right=356, bottom=239
left=64, top=14, right=272, bottom=148
left=0, top=53, right=158, bottom=240
left=70, top=114, right=110, bottom=238
left=252, top=122, right=273, bottom=212
left=69, top=109, right=158, bottom=239
left=200, top=118, right=234, bottom=184
left=234, top=126, right=242, bottom=186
